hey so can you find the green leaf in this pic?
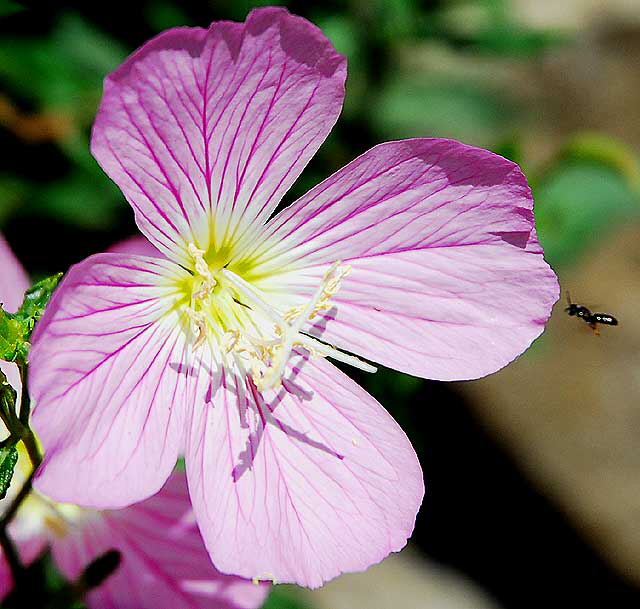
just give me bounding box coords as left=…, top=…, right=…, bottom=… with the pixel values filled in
left=313, top=15, right=362, bottom=64
left=0, top=365, right=18, bottom=433
left=372, top=0, right=417, bottom=41
left=0, top=444, right=18, bottom=500
left=438, top=0, right=567, bottom=57
left=15, top=273, right=62, bottom=324
left=52, top=14, right=127, bottom=78
left=472, top=23, right=566, bottom=57
left=534, top=160, right=640, bottom=267
left=0, top=272, right=62, bottom=363
left=0, top=14, right=126, bottom=109
left=0, top=366, right=17, bottom=403
left=0, top=310, right=22, bottom=361
left=372, top=75, right=513, bottom=147
left=563, top=133, right=640, bottom=192
left=261, top=587, right=312, bottom=609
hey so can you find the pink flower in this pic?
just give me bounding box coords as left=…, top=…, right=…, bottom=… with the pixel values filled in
left=0, top=235, right=268, bottom=609
left=1, top=471, right=270, bottom=609
left=28, top=7, right=558, bottom=588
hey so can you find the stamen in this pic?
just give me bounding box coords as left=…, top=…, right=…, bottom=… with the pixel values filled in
left=221, top=263, right=376, bottom=391
left=181, top=246, right=375, bottom=387
left=282, top=262, right=350, bottom=322
left=298, top=334, right=377, bottom=373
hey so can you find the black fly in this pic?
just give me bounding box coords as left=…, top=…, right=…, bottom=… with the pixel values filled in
left=565, top=292, right=618, bottom=336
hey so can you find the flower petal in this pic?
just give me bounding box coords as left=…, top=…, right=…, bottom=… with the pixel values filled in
left=254, top=139, right=559, bottom=380
left=0, top=234, right=29, bottom=314
left=29, top=253, right=192, bottom=508
left=186, top=352, right=423, bottom=588
left=91, top=7, right=346, bottom=265
left=0, top=234, right=29, bottom=417
left=52, top=472, right=269, bottom=609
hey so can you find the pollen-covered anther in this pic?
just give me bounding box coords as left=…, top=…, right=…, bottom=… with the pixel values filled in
left=221, top=329, right=241, bottom=353
left=282, top=262, right=351, bottom=322
left=222, top=330, right=273, bottom=387
left=185, top=307, right=207, bottom=349
left=188, top=242, right=217, bottom=299
left=252, top=573, right=278, bottom=585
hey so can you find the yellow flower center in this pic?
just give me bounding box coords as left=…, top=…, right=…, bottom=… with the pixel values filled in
left=177, top=243, right=376, bottom=391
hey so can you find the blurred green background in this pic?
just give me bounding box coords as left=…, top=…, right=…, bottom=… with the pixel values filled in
left=1, top=1, right=640, bottom=608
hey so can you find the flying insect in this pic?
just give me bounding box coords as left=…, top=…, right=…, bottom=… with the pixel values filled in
left=565, top=292, right=618, bottom=336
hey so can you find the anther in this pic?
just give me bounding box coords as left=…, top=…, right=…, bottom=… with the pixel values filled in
left=253, top=573, right=278, bottom=585
left=188, top=243, right=217, bottom=299
left=185, top=307, right=207, bottom=349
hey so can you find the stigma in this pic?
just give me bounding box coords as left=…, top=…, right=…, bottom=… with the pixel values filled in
left=182, top=244, right=376, bottom=391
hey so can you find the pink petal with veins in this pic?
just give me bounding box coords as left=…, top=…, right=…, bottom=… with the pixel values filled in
left=91, top=7, right=346, bottom=265
left=256, top=139, right=559, bottom=380
left=29, top=254, right=196, bottom=508
left=52, top=471, right=269, bottom=609
left=186, top=352, right=423, bottom=588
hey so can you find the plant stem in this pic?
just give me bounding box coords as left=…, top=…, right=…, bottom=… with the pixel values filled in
left=21, top=427, right=41, bottom=472
left=0, top=361, right=43, bottom=588
left=17, top=361, right=30, bottom=426
left=1, top=466, right=35, bottom=530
